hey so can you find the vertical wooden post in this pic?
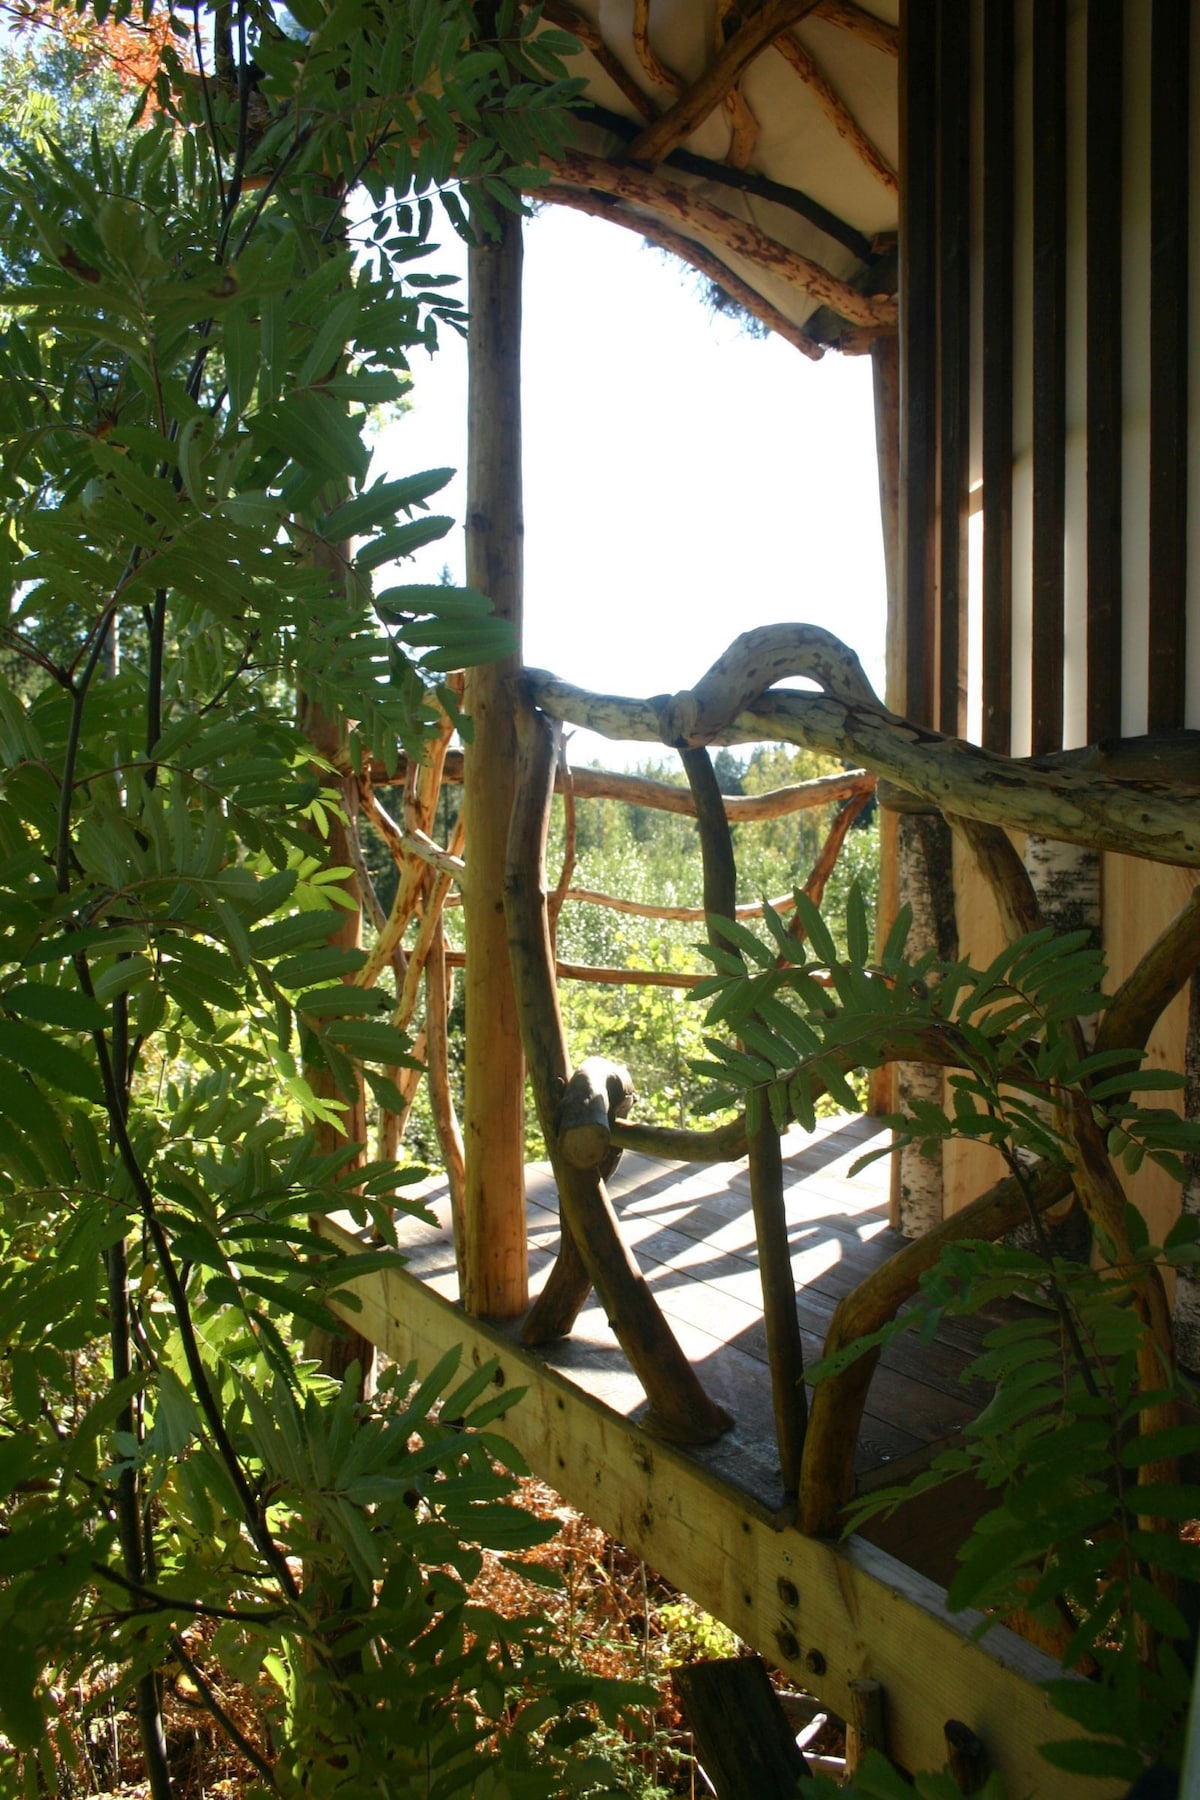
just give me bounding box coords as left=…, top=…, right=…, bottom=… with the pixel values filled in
left=870, top=335, right=900, bottom=1122
left=460, top=204, right=528, bottom=1318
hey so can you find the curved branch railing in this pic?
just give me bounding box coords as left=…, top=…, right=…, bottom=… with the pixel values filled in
left=351, top=622, right=1200, bottom=1535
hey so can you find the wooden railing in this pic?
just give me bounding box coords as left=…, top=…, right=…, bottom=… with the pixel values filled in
left=342, top=623, right=1200, bottom=1534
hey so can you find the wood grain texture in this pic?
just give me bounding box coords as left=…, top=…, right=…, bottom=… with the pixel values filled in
left=900, top=0, right=938, bottom=726
left=1030, top=0, right=1067, bottom=755
left=461, top=208, right=527, bottom=1317
left=317, top=1209, right=1111, bottom=1797
left=1085, top=0, right=1123, bottom=743
left=1148, top=0, right=1190, bottom=730
left=981, top=0, right=1014, bottom=754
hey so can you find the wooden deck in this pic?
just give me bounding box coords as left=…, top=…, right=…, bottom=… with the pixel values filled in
left=323, top=1116, right=1109, bottom=1794
left=389, top=1112, right=996, bottom=1517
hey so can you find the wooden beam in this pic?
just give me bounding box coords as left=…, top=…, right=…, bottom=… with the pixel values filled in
left=1030, top=0, right=1067, bottom=756
left=627, top=0, right=822, bottom=170
left=368, top=752, right=873, bottom=823
left=981, top=0, right=1014, bottom=755
left=574, top=103, right=877, bottom=263
left=1085, top=0, right=1123, bottom=744
left=813, top=0, right=899, bottom=58
left=460, top=204, right=528, bottom=1319
left=318, top=1230, right=1110, bottom=1798
left=544, top=151, right=897, bottom=328
left=526, top=660, right=1200, bottom=867
left=774, top=30, right=898, bottom=193
left=1148, top=0, right=1190, bottom=731
left=899, top=0, right=938, bottom=726
left=936, top=0, right=970, bottom=739
left=539, top=0, right=656, bottom=120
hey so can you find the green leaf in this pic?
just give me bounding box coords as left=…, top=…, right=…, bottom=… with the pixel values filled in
left=4, top=981, right=107, bottom=1030
left=791, top=890, right=839, bottom=964
left=0, top=1019, right=101, bottom=1101
left=321, top=470, right=454, bottom=538
left=357, top=514, right=455, bottom=570
left=1037, top=1739, right=1143, bottom=1781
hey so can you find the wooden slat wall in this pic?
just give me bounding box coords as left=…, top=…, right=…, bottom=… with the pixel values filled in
left=936, top=0, right=971, bottom=737
left=1029, top=0, right=1068, bottom=757
left=1147, top=0, right=1190, bottom=731
left=981, top=0, right=1015, bottom=755
left=1085, top=0, right=1123, bottom=744
left=900, top=0, right=939, bottom=726
left=900, top=2, right=1195, bottom=757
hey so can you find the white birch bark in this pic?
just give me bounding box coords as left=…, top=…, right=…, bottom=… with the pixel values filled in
left=895, top=814, right=956, bottom=1237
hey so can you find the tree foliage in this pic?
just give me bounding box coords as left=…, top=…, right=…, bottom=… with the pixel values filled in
left=698, top=883, right=1200, bottom=1782
left=0, top=5, right=654, bottom=1792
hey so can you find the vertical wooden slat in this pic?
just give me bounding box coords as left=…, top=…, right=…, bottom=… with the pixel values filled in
left=981, top=0, right=1014, bottom=754
left=1148, top=0, right=1190, bottom=731
left=900, top=0, right=938, bottom=726
left=1085, top=0, right=1123, bottom=745
left=936, top=0, right=971, bottom=737
left=1030, top=0, right=1067, bottom=756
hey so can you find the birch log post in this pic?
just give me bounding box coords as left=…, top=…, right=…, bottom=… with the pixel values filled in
left=459, top=195, right=528, bottom=1318
left=506, top=700, right=732, bottom=1442
left=893, top=812, right=956, bottom=1236
left=680, top=744, right=807, bottom=1493
left=426, top=918, right=466, bottom=1292
left=1018, top=833, right=1101, bottom=1258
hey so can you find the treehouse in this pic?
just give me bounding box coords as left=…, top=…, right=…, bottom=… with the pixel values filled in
left=321, top=4, right=1200, bottom=1789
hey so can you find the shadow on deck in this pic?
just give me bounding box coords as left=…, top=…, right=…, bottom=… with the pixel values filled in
left=323, top=1117, right=1097, bottom=1793
left=390, top=1114, right=1001, bottom=1521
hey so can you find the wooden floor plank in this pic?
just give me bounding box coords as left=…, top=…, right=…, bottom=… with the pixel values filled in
left=319, top=1233, right=1111, bottom=1799
left=386, top=1118, right=1010, bottom=1510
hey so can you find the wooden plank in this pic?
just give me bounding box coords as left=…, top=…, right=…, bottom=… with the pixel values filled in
left=900, top=0, right=939, bottom=726
left=320, top=1226, right=1114, bottom=1797
left=981, top=0, right=1014, bottom=754
left=937, top=0, right=971, bottom=738
left=1030, top=0, right=1067, bottom=756
left=1148, top=0, right=1190, bottom=731
left=1085, top=0, right=1123, bottom=744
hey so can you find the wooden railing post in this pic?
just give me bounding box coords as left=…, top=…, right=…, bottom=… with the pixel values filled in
left=460, top=199, right=528, bottom=1318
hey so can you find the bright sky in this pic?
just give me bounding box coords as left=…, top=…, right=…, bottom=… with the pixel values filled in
left=377, top=205, right=887, bottom=766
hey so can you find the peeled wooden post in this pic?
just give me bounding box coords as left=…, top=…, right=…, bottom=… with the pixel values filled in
left=845, top=1678, right=885, bottom=1776
left=426, top=918, right=467, bottom=1291
left=671, top=1657, right=812, bottom=1796
left=460, top=197, right=528, bottom=1318
left=506, top=699, right=731, bottom=1443
left=680, top=744, right=807, bottom=1495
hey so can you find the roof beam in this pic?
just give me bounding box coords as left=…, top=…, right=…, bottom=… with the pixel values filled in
left=627, top=0, right=823, bottom=169
left=545, top=149, right=897, bottom=327
left=812, top=0, right=899, bottom=58
left=774, top=29, right=898, bottom=191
